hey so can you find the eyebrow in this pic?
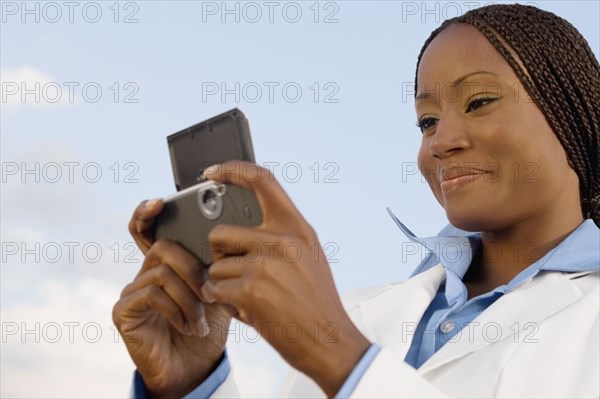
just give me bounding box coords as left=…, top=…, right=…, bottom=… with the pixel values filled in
left=415, top=71, right=500, bottom=102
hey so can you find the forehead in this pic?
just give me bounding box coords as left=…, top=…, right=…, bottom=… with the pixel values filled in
left=417, top=23, right=515, bottom=85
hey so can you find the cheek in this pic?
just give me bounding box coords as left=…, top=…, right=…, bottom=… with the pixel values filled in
left=491, top=106, right=560, bottom=176
left=417, top=140, right=443, bottom=203
left=417, top=141, right=430, bottom=181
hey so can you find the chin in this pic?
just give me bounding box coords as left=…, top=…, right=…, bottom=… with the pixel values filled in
left=444, top=205, right=508, bottom=233
left=445, top=214, right=483, bottom=233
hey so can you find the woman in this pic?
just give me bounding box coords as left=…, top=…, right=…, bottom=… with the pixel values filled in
left=113, top=4, right=599, bottom=398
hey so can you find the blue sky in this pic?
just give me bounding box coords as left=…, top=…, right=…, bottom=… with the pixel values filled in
left=1, top=1, right=598, bottom=396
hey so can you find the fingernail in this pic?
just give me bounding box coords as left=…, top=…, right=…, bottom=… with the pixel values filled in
left=201, top=282, right=216, bottom=304
left=184, top=322, right=193, bottom=336
left=202, top=164, right=219, bottom=179
left=195, top=303, right=209, bottom=337
left=196, top=319, right=210, bottom=337
left=145, top=198, right=161, bottom=208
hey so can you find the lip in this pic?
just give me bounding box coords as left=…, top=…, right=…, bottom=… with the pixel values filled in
left=439, top=167, right=487, bottom=192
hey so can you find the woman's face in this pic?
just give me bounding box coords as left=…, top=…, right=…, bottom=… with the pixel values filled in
left=416, top=23, right=581, bottom=232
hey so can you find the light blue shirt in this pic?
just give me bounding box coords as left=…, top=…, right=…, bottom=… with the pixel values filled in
left=133, top=215, right=600, bottom=398
left=132, top=352, right=231, bottom=398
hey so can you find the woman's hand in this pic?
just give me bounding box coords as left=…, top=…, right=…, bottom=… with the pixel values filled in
left=201, top=161, right=371, bottom=398
left=113, top=200, right=235, bottom=398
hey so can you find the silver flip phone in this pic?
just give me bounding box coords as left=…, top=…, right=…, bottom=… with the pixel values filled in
left=154, top=180, right=263, bottom=265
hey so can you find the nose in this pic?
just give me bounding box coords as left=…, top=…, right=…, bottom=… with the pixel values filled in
left=428, top=112, right=471, bottom=158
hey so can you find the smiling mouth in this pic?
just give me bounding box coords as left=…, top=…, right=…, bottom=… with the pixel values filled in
left=439, top=168, right=487, bottom=192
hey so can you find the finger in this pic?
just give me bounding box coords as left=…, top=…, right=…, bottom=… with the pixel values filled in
left=203, top=161, right=303, bottom=224
left=115, top=284, right=189, bottom=337
left=208, top=224, right=277, bottom=261
left=128, top=199, right=164, bottom=254
left=123, top=264, right=207, bottom=336
left=132, top=260, right=214, bottom=313
left=208, top=257, right=249, bottom=281
left=201, top=278, right=243, bottom=310
left=140, top=239, right=207, bottom=300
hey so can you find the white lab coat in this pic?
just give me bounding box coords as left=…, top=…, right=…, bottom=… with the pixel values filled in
left=211, top=264, right=600, bottom=398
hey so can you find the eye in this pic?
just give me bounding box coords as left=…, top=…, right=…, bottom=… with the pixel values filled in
left=416, top=115, right=438, bottom=134
left=465, top=96, right=498, bottom=113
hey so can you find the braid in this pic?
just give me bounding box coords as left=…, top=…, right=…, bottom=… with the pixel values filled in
left=414, top=4, right=600, bottom=227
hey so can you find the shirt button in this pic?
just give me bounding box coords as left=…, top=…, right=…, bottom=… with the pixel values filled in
left=440, top=321, right=457, bottom=333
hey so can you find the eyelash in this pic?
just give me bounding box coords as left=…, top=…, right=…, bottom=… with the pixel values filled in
left=416, top=96, right=499, bottom=134
left=465, top=96, right=497, bottom=113
left=415, top=116, right=437, bottom=132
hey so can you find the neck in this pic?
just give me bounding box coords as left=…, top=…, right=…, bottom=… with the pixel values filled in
left=464, top=207, right=584, bottom=300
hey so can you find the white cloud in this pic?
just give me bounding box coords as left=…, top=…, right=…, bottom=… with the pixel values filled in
left=1, top=276, right=290, bottom=398
left=1, top=66, right=76, bottom=108
left=1, top=142, right=97, bottom=230
left=1, top=226, right=45, bottom=243
left=0, top=278, right=135, bottom=398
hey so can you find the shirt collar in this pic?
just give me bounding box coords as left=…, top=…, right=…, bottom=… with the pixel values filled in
left=387, top=207, right=600, bottom=281
left=386, top=207, right=477, bottom=279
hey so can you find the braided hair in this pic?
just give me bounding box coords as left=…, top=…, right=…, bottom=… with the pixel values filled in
left=414, top=4, right=600, bottom=227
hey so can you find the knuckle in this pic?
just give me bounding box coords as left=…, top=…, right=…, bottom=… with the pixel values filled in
left=254, top=258, right=270, bottom=276
left=237, top=307, right=250, bottom=322
left=127, top=218, right=137, bottom=236
left=248, top=262, right=264, bottom=279
left=277, top=233, right=297, bottom=248
left=207, top=262, right=222, bottom=280
left=254, top=163, right=274, bottom=181
left=151, top=238, right=171, bottom=253
left=128, top=202, right=145, bottom=227
left=240, top=277, right=258, bottom=299
left=295, top=222, right=317, bottom=243
left=304, top=224, right=318, bottom=240
left=120, top=282, right=134, bottom=299
left=154, top=264, right=172, bottom=281
left=141, top=285, right=160, bottom=302
left=111, top=301, right=123, bottom=323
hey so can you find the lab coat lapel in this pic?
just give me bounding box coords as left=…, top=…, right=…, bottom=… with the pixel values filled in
left=357, top=264, right=446, bottom=357
left=418, top=271, right=586, bottom=373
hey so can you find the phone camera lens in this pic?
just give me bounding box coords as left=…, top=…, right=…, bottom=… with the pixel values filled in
left=203, top=190, right=217, bottom=212
left=198, top=186, right=223, bottom=220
